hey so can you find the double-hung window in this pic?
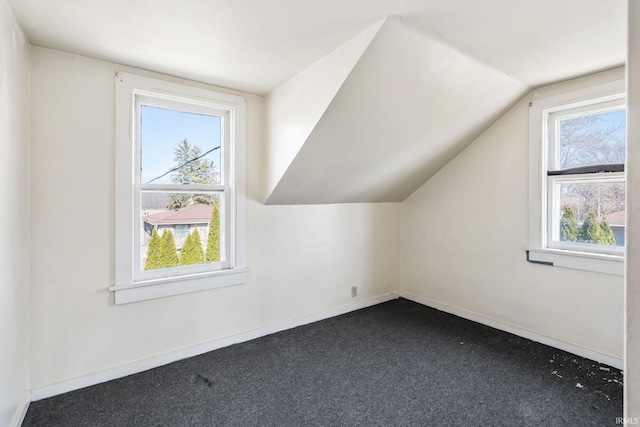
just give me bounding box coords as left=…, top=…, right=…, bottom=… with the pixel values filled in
left=113, top=73, right=248, bottom=304
left=528, top=79, right=626, bottom=275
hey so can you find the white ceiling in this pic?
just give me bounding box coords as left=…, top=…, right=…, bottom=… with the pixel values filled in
left=8, top=0, right=627, bottom=204
left=7, top=0, right=626, bottom=95
left=265, top=17, right=527, bottom=204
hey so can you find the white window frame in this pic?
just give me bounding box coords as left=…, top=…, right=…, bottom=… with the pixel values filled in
left=527, top=79, right=625, bottom=276
left=112, top=72, right=248, bottom=304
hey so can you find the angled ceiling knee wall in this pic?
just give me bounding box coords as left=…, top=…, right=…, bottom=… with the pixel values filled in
left=262, top=19, right=385, bottom=202
left=264, top=16, right=527, bottom=205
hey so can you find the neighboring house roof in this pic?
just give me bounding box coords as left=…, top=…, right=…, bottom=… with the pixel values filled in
left=600, top=210, right=625, bottom=226
left=144, top=204, right=213, bottom=225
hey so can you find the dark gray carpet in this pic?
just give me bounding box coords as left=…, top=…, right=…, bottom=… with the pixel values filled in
left=23, top=298, right=623, bottom=426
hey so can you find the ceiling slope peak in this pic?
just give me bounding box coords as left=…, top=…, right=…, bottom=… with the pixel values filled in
left=395, top=15, right=527, bottom=88
left=263, top=20, right=385, bottom=202
left=266, top=16, right=527, bottom=205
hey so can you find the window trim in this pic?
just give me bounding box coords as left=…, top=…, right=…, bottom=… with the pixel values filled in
left=527, top=79, right=625, bottom=276
left=112, top=72, right=248, bottom=304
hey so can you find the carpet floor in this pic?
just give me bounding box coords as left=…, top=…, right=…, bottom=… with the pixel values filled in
left=23, top=298, right=623, bottom=426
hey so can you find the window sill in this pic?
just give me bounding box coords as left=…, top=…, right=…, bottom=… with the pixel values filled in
left=526, top=248, right=623, bottom=276
left=110, top=267, right=249, bottom=305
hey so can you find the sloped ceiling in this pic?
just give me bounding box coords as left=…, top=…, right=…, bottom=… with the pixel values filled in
left=7, top=0, right=626, bottom=204
left=265, top=17, right=527, bottom=204
left=263, top=21, right=385, bottom=201
left=399, top=0, right=626, bottom=87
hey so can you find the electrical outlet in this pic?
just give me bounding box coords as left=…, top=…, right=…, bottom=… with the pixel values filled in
left=351, top=286, right=358, bottom=298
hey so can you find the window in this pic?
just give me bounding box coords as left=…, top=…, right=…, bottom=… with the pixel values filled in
left=528, top=79, right=625, bottom=275
left=174, top=224, right=190, bottom=240
left=112, top=73, right=248, bottom=304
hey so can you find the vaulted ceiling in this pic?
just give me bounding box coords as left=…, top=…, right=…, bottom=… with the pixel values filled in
left=8, top=0, right=626, bottom=204
left=264, top=17, right=527, bottom=203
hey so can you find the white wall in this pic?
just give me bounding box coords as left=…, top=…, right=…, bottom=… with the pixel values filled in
left=626, top=0, right=640, bottom=417
left=0, top=1, right=30, bottom=425
left=400, top=68, right=625, bottom=362
left=23, top=24, right=630, bottom=404
left=29, top=47, right=401, bottom=389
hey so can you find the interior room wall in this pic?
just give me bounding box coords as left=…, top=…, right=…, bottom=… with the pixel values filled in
left=626, top=0, right=639, bottom=417
left=400, top=68, right=625, bottom=363
left=0, top=0, right=31, bottom=425
left=29, top=46, right=401, bottom=390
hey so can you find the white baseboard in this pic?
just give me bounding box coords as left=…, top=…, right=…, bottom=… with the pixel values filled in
left=12, top=391, right=30, bottom=427
left=30, top=293, right=399, bottom=401
left=399, top=291, right=624, bottom=370
left=31, top=291, right=618, bottom=404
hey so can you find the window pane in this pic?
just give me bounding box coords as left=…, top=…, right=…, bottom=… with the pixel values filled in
left=558, top=108, right=625, bottom=170
left=140, top=191, right=223, bottom=270
left=555, top=181, right=625, bottom=246
left=174, top=224, right=189, bottom=239
left=140, top=105, right=222, bottom=185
